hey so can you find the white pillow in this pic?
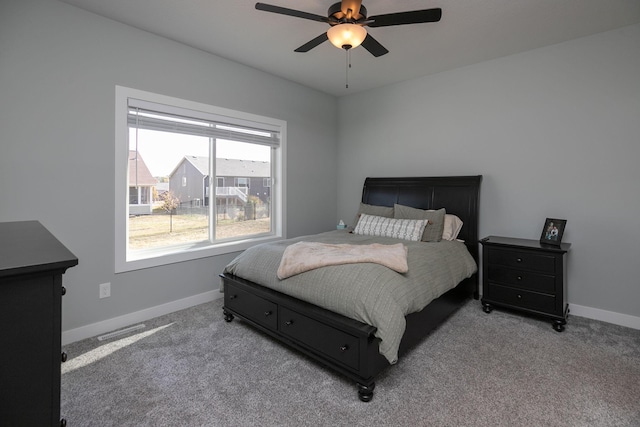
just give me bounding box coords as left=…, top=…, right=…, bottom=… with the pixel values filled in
left=353, top=214, right=428, bottom=242
left=442, top=214, right=464, bottom=241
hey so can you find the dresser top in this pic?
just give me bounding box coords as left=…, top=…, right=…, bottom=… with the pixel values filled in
left=480, top=235, right=571, bottom=253
left=0, top=220, right=78, bottom=278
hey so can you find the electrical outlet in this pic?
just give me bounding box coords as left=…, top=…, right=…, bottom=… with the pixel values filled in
left=99, top=282, right=111, bottom=299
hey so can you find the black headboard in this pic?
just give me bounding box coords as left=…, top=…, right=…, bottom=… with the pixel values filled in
left=361, top=176, right=482, bottom=262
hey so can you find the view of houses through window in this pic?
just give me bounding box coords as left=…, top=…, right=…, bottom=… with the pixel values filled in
left=115, top=86, right=284, bottom=272
left=127, top=108, right=275, bottom=253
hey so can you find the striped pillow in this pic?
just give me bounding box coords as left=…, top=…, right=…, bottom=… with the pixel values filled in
left=353, top=214, right=428, bottom=242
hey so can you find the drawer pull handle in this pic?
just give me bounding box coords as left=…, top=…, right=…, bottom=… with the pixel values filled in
left=229, top=295, right=237, bottom=300
left=61, top=352, right=68, bottom=363
left=517, top=276, right=522, bottom=281
left=264, top=311, right=272, bottom=317
left=516, top=258, right=523, bottom=263
left=340, top=345, right=349, bottom=352
left=61, top=286, right=67, bottom=296
left=285, top=320, right=293, bottom=326
left=517, top=294, right=522, bottom=299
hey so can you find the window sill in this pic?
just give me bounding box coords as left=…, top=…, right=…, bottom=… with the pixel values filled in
left=115, top=234, right=282, bottom=273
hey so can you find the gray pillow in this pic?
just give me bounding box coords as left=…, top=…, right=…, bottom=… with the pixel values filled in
left=393, top=204, right=446, bottom=242
left=352, top=203, right=394, bottom=230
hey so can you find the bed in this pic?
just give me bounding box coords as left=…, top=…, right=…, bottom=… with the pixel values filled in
left=220, top=175, right=482, bottom=401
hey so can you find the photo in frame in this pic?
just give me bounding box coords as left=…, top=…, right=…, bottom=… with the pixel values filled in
left=540, top=218, right=567, bottom=245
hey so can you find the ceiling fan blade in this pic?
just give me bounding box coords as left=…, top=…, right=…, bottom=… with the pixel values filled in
left=294, top=33, right=329, bottom=52
left=360, top=34, right=389, bottom=57
left=340, top=0, right=363, bottom=20
left=367, top=8, right=442, bottom=28
left=255, top=3, right=329, bottom=23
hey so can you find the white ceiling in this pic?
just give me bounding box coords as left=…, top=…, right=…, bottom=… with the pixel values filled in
left=59, top=0, right=640, bottom=97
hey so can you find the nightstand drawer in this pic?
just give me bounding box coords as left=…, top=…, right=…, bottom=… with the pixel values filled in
left=487, top=247, right=556, bottom=274
left=279, top=306, right=359, bottom=370
left=486, top=284, right=556, bottom=313
left=225, top=283, right=278, bottom=331
left=487, top=265, right=555, bottom=294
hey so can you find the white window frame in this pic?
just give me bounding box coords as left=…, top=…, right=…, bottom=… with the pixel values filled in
left=115, top=86, right=286, bottom=273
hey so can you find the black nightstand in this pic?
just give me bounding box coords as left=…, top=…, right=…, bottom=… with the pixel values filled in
left=480, top=236, right=571, bottom=331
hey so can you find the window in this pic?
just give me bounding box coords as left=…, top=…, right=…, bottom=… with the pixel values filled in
left=132, top=187, right=150, bottom=204
left=115, top=86, right=286, bottom=272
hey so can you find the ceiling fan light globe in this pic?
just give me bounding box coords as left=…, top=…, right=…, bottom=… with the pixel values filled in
left=327, top=24, right=366, bottom=49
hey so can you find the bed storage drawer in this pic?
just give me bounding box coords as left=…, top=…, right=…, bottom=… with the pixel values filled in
left=221, top=273, right=385, bottom=388
left=279, top=306, right=360, bottom=370
left=224, top=282, right=278, bottom=331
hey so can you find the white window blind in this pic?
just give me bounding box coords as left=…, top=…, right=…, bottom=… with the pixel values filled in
left=127, top=100, right=280, bottom=147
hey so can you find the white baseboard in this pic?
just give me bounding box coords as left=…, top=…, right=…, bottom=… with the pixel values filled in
left=570, top=304, right=640, bottom=330
left=62, top=290, right=222, bottom=345
left=62, top=292, right=639, bottom=345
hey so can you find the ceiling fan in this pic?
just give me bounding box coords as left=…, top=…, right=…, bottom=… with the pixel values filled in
left=255, top=1, right=442, bottom=57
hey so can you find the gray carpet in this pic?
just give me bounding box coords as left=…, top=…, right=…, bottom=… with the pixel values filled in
left=61, top=298, right=640, bottom=426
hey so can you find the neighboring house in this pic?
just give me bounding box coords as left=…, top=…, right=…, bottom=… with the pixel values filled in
left=129, top=150, right=157, bottom=215
left=215, top=157, right=271, bottom=206
left=155, top=182, right=169, bottom=199
left=168, top=156, right=270, bottom=209
left=168, top=156, right=210, bottom=208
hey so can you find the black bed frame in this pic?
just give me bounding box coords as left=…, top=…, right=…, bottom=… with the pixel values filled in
left=220, top=176, right=482, bottom=401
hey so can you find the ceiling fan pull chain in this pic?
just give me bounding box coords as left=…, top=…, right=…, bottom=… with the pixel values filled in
left=345, top=48, right=354, bottom=88
left=345, top=49, right=349, bottom=88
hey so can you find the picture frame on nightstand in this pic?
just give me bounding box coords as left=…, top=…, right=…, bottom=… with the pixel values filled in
left=540, top=218, right=567, bottom=246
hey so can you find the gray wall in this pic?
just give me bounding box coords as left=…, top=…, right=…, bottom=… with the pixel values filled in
left=0, top=0, right=338, bottom=332
left=337, top=24, right=640, bottom=318
left=2, top=0, right=638, bottom=335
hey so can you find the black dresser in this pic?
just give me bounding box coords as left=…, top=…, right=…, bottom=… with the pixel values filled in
left=0, top=221, right=78, bottom=426
left=480, top=235, right=570, bottom=331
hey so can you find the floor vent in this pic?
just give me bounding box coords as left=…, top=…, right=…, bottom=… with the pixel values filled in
left=97, top=324, right=146, bottom=341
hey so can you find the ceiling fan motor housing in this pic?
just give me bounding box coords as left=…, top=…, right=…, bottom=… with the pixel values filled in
left=328, top=2, right=367, bottom=23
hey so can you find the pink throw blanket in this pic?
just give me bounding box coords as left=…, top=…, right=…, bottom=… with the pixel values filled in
left=277, top=241, right=408, bottom=280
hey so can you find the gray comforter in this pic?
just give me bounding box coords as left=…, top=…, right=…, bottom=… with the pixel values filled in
left=223, top=230, right=477, bottom=363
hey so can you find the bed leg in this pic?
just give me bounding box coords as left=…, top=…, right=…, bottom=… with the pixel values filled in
left=357, top=382, right=375, bottom=402
left=223, top=309, right=234, bottom=322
